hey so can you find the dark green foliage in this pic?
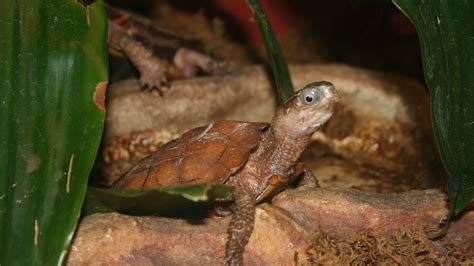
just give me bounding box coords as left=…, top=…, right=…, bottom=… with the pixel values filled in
left=0, top=1, right=108, bottom=264
left=246, top=0, right=294, bottom=104
left=393, top=0, right=474, bottom=216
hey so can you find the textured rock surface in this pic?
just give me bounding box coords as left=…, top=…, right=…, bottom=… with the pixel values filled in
left=272, top=188, right=448, bottom=236
left=272, top=188, right=474, bottom=255
left=68, top=189, right=473, bottom=265
left=105, top=64, right=429, bottom=139
left=68, top=204, right=310, bottom=265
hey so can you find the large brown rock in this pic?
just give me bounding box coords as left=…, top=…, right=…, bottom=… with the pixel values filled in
left=272, top=187, right=474, bottom=256
left=273, top=188, right=448, bottom=236
left=67, top=204, right=310, bottom=265
left=68, top=189, right=474, bottom=264
left=105, top=64, right=430, bottom=140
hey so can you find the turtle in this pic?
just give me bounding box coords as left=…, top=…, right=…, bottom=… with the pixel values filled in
left=107, top=6, right=226, bottom=90
left=112, top=81, right=339, bottom=265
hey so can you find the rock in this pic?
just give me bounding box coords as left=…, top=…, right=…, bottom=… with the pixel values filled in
left=67, top=204, right=310, bottom=265
left=273, top=188, right=447, bottom=236
left=105, top=64, right=430, bottom=140
left=272, top=187, right=474, bottom=254
left=68, top=188, right=473, bottom=264
left=105, top=65, right=276, bottom=139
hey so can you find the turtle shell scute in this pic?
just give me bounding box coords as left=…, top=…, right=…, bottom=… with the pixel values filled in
left=113, top=120, right=268, bottom=189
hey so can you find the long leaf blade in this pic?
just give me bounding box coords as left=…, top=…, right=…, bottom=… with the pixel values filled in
left=246, top=0, right=294, bottom=104
left=0, top=1, right=108, bottom=264
left=393, top=0, right=474, bottom=216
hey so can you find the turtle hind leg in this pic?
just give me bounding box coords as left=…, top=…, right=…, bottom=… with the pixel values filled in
left=225, top=187, right=255, bottom=265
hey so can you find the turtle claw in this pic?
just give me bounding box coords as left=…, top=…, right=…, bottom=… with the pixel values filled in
left=139, top=74, right=167, bottom=90
left=138, top=63, right=169, bottom=94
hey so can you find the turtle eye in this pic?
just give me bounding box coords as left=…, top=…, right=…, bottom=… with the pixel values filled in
left=299, top=88, right=320, bottom=105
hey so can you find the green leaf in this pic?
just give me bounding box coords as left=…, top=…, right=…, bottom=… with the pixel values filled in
left=393, top=1, right=474, bottom=216
left=83, top=184, right=234, bottom=216
left=0, top=1, right=108, bottom=265
left=246, top=0, right=294, bottom=104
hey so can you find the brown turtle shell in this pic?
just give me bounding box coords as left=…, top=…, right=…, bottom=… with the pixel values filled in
left=113, top=120, right=268, bottom=190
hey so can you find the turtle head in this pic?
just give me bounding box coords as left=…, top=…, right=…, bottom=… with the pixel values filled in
left=271, top=81, right=339, bottom=137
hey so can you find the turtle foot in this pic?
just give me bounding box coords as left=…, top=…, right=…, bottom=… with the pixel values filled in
left=138, top=60, right=169, bottom=93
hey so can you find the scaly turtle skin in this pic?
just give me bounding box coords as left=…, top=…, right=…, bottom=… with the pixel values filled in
left=113, top=81, right=339, bottom=265
left=108, top=6, right=225, bottom=90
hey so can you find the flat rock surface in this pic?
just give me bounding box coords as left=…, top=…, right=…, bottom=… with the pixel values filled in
left=273, top=188, right=448, bottom=236
left=68, top=204, right=310, bottom=265
left=273, top=187, right=474, bottom=256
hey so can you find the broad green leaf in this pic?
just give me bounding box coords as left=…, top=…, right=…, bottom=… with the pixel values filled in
left=393, top=1, right=474, bottom=216
left=83, top=184, right=234, bottom=216
left=0, top=1, right=108, bottom=265
left=246, top=0, right=294, bottom=104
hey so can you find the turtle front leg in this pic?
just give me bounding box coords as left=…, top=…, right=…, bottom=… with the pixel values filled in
left=108, top=23, right=168, bottom=90
left=225, top=187, right=255, bottom=265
